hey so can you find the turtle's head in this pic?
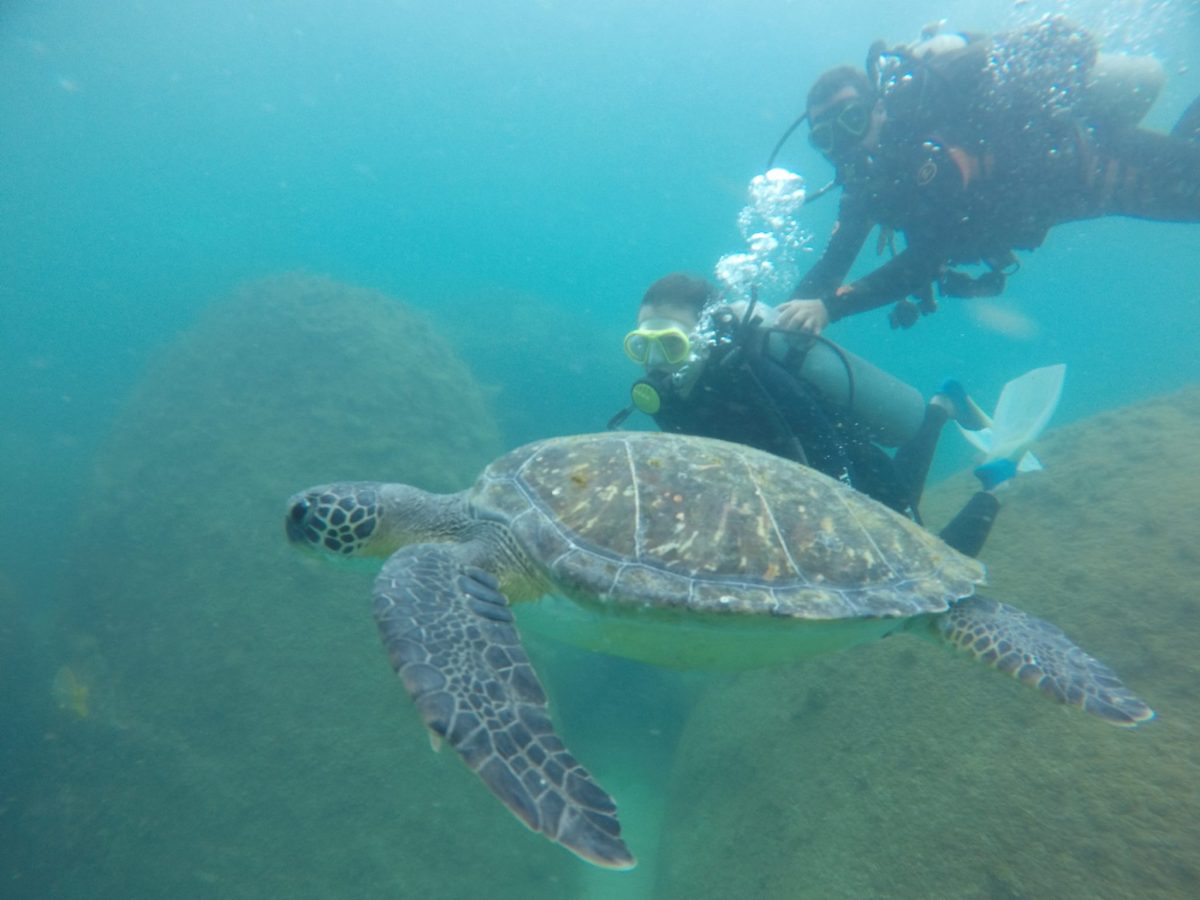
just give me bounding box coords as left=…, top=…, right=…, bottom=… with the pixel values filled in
left=285, top=482, right=393, bottom=557
left=286, top=481, right=460, bottom=558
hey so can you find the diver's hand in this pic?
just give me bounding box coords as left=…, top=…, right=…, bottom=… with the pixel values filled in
left=775, top=298, right=830, bottom=335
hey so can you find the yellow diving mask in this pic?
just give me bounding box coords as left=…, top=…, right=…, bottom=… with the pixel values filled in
left=622, top=319, right=692, bottom=367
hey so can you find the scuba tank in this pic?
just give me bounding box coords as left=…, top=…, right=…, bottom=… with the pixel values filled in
left=1077, top=52, right=1165, bottom=133
left=762, top=329, right=927, bottom=448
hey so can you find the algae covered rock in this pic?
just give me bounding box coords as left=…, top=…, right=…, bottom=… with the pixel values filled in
left=33, top=275, right=584, bottom=898
left=435, top=286, right=632, bottom=446
left=655, top=386, right=1200, bottom=900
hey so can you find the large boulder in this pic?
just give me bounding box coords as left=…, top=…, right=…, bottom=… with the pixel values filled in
left=655, top=386, right=1200, bottom=899
left=20, top=275, right=588, bottom=898
left=434, top=286, right=634, bottom=446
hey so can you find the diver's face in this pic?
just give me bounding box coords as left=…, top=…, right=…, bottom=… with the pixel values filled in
left=808, top=86, right=884, bottom=163
left=626, top=302, right=698, bottom=371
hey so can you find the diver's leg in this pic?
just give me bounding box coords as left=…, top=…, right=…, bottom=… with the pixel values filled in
left=893, top=382, right=987, bottom=511
left=937, top=491, right=1001, bottom=558
left=891, top=403, right=947, bottom=513
left=1091, top=128, right=1200, bottom=221
left=845, top=441, right=912, bottom=517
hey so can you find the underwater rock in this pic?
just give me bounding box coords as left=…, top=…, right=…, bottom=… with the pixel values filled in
left=35, top=275, right=583, bottom=897
left=435, top=287, right=631, bottom=445
left=656, top=386, right=1200, bottom=899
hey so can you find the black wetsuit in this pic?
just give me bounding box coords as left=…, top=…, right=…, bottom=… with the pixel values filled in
left=797, top=30, right=1200, bottom=322
left=647, top=323, right=997, bottom=556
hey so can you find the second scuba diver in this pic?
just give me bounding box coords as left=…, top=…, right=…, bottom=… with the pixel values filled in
left=772, top=15, right=1200, bottom=334
left=613, top=272, right=1020, bottom=558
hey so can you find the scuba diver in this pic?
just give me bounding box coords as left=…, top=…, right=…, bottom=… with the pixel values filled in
left=611, top=272, right=1019, bottom=558
left=770, top=15, right=1200, bottom=334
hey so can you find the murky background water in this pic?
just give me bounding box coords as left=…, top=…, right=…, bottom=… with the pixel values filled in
left=2, top=1, right=1198, bottom=897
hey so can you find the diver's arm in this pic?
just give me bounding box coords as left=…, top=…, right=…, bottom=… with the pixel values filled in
left=777, top=244, right=943, bottom=332
left=822, top=244, right=944, bottom=321
left=822, top=139, right=975, bottom=322
left=792, top=191, right=872, bottom=298
left=778, top=191, right=872, bottom=334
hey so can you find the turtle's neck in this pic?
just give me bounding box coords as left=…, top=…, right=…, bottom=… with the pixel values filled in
left=378, top=485, right=472, bottom=548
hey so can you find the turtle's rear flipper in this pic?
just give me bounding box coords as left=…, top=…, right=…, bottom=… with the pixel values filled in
left=373, top=545, right=636, bottom=869
left=929, top=596, right=1154, bottom=726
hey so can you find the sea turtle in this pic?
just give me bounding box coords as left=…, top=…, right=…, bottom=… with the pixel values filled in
left=284, top=431, right=1152, bottom=869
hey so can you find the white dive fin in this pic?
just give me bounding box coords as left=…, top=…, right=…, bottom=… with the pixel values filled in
left=957, top=364, right=1066, bottom=468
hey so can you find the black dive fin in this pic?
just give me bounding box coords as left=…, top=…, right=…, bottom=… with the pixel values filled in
left=1170, top=93, right=1200, bottom=143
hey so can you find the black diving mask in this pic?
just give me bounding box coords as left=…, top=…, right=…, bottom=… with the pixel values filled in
left=808, top=98, right=872, bottom=158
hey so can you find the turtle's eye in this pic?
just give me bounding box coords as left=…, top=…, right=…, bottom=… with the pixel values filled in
left=285, top=496, right=319, bottom=545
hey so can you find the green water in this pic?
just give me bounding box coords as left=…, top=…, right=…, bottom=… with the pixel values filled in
left=4, top=1, right=1200, bottom=897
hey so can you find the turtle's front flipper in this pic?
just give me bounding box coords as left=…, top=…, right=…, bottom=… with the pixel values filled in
left=373, top=545, right=635, bottom=870
left=929, top=596, right=1154, bottom=726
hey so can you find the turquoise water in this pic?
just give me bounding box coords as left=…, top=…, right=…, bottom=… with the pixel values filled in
left=2, top=1, right=1199, bottom=897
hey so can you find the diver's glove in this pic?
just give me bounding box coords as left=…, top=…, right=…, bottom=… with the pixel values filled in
left=889, top=299, right=920, bottom=329
left=889, top=285, right=938, bottom=329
